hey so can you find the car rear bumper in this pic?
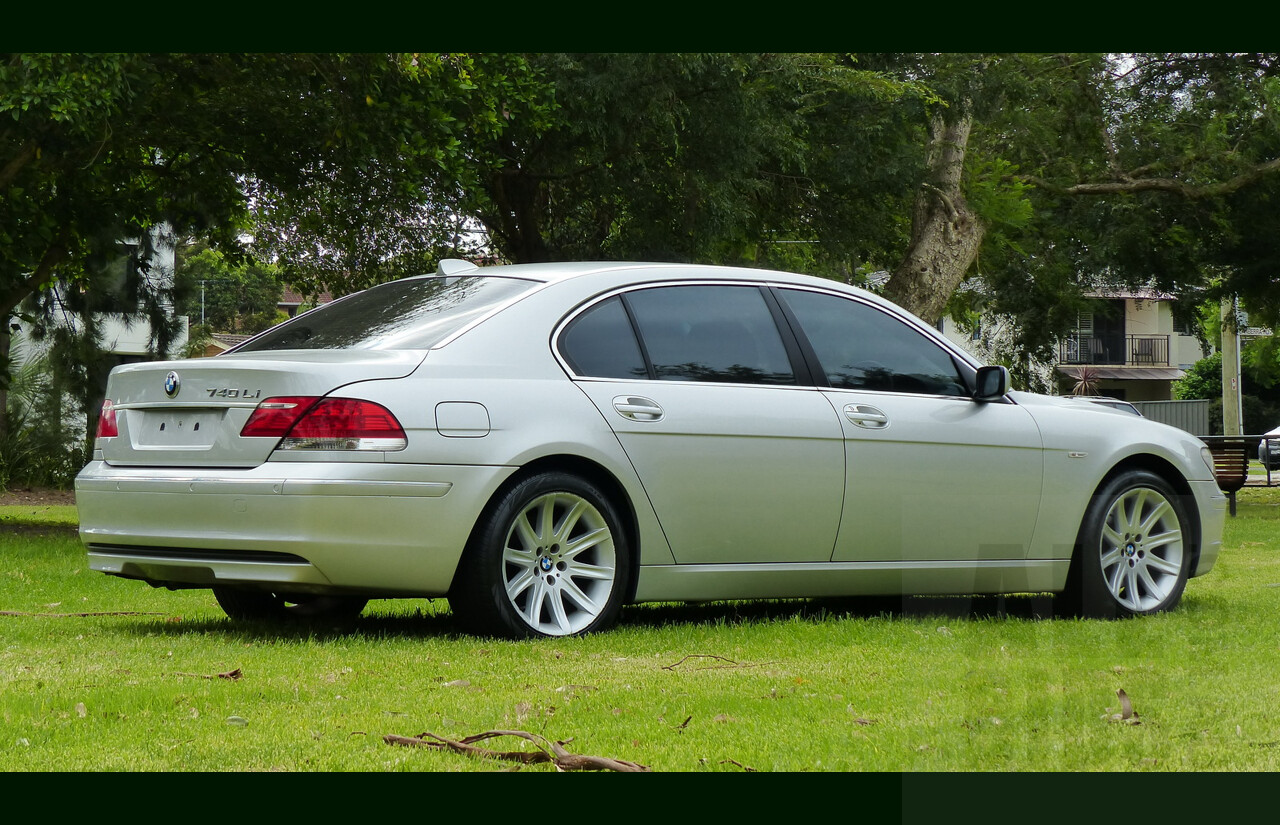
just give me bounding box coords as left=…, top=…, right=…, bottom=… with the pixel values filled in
left=75, top=460, right=515, bottom=596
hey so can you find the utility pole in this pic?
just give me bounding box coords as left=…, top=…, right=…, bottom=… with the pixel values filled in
left=1221, top=296, right=1243, bottom=436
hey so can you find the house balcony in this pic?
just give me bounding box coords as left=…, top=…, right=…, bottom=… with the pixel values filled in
left=1058, top=334, right=1171, bottom=367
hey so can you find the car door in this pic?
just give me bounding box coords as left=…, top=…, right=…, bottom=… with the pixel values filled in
left=558, top=284, right=846, bottom=564
left=776, top=287, right=1045, bottom=563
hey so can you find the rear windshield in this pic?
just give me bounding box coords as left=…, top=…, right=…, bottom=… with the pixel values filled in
left=233, top=275, right=538, bottom=352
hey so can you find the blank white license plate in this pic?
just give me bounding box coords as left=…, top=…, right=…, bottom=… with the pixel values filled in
left=135, top=410, right=222, bottom=447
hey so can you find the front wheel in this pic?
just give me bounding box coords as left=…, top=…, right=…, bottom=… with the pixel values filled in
left=1059, top=469, right=1192, bottom=618
left=449, top=472, right=630, bottom=639
left=213, top=588, right=368, bottom=622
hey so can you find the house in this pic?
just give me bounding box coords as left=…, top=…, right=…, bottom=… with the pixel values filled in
left=1051, top=288, right=1207, bottom=401
left=278, top=288, right=333, bottom=318
left=197, top=333, right=252, bottom=358
left=11, top=230, right=188, bottom=373
left=7, top=229, right=188, bottom=445
left=939, top=287, right=1209, bottom=401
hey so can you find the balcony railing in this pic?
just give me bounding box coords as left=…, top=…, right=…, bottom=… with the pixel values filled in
left=1058, top=334, right=1170, bottom=366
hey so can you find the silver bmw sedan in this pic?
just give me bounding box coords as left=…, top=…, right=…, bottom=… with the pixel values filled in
left=76, top=260, right=1227, bottom=637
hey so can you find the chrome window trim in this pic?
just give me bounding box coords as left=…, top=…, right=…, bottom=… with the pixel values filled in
left=552, top=279, right=987, bottom=403
left=552, top=278, right=804, bottom=385
left=768, top=282, right=985, bottom=371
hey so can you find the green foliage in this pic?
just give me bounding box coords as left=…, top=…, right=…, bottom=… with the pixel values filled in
left=175, top=242, right=283, bottom=333
left=966, top=157, right=1034, bottom=231
left=449, top=53, right=925, bottom=283
left=1, top=52, right=538, bottom=457
left=248, top=53, right=555, bottom=297
left=0, top=347, right=83, bottom=490
left=1241, top=335, right=1280, bottom=390
left=1, top=52, right=536, bottom=347
left=1175, top=344, right=1280, bottom=434
left=896, top=53, right=1280, bottom=370
left=1174, top=352, right=1223, bottom=400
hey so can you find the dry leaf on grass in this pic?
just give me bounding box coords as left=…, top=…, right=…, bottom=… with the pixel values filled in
left=1104, top=688, right=1141, bottom=725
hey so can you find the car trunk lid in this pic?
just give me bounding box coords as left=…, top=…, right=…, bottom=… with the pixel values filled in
left=98, top=350, right=425, bottom=467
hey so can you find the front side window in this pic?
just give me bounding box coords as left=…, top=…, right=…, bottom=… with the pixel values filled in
left=780, top=288, right=968, bottom=396
left=235, top=275, right=537, bottom=352
left=625, top=285, right=796, bottom=385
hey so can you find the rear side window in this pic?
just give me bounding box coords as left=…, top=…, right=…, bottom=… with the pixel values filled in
left=780, top=288, right=968, bottom=396
left=626, top=285, right=795, bottom=385
left=235, top=276, right=536, bottom=352
left=558, top=296, right=648, bottom=379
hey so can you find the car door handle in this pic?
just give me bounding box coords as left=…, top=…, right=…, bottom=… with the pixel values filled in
left=613, top=396, right=665, bottom=422
left=844, top=404, right=889, bottom=429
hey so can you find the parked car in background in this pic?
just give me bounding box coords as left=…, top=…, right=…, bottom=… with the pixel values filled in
left=1260, top=425, right=1280, bottom=470
left=1064, top=396, right=1144, bottom=416
left=76, top=261, right=1227, bottom=637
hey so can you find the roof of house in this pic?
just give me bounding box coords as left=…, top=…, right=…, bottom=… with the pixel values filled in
left=210, top=333, right=252, bottom=350
left=279, top=288, right=333, bottom=306
left=1085, top=287, right=1177, bottom=301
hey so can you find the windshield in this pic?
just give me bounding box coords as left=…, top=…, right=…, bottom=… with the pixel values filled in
left=234, top=275, right=538, bottom=353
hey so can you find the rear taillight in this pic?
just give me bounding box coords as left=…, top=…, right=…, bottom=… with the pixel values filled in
left=239, top=397, right=319, bottom=438
left=241, top=397, right=407, bottom=451
left=96, top=400, right=118, bottom=438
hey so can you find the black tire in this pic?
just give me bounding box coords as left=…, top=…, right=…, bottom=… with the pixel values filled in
left=449, top=471, right=630, bottom=639
left=1057, top=469, right=1192, bottom=619
left=212, top=587, right=368, bottom=622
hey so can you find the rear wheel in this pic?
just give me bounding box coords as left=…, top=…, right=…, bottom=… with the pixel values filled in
left=213, top=588, right=368, bottom=622
left=1058, top=469, right=1191, bottom=618
left=449, top=471, right=630, bottom=639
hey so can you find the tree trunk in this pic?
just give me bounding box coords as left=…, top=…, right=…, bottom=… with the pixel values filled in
left=883, top=107, right=986, bottom=326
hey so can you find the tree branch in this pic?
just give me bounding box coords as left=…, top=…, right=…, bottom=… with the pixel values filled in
left=1023, top=156, right=1280, bottom=199
left=1, top=140, right=39, bottom=190
left=385, top=729, right=650, bottom=772
left=921, top=182, right=960, bottom=221
left=1, top=238, right=68, bottom=321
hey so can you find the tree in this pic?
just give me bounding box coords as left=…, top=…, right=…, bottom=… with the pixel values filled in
left=444, top=53, right=925, bottom=277
left=248, top=53, right=554, bottom=297
left=175, top=242, right=284, bottom=334
left=962, top=54, right=1280, bottom=352
left=1176, top=345, right=1280, bottom=434
left=1, top=52, right=539, bottom=442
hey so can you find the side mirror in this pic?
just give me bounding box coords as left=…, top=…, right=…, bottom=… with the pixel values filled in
left=974, top=365, right=1009, bottom=401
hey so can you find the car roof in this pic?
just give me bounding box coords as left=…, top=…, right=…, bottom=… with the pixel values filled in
left=419, top=259, right=979, bottom=368
left=437, top=259, right=899, bottom=312
left=444, top=259, right=857, bottom=289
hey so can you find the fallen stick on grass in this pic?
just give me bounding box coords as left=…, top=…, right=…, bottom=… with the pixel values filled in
left=385, top=729, right=650, bottom=772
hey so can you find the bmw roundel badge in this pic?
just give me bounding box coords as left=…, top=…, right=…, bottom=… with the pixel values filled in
left=164, top=371, right=181, bottom=398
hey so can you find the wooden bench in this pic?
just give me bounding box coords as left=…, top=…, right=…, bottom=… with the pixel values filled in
left=1201, top=437, right=1251, bottom=516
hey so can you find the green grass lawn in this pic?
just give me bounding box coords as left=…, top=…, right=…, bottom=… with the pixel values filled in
left=2, top=491, right=1279, bottom=772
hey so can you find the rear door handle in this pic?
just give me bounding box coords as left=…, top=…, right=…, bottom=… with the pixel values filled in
left=613, top=396, right=665, bottom=422
left=843, top=403, right=888, bottom=429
